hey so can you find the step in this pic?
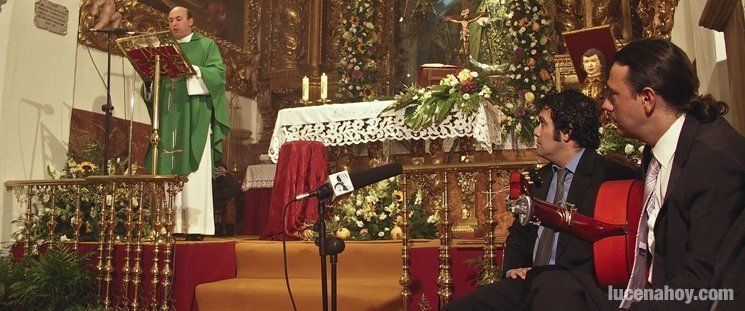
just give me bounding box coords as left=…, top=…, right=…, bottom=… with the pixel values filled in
left=196, top=278, right=401, bottom=311
left=234, top=240, right=403, bottom=279
left=195, top=240, right=405, bottom=310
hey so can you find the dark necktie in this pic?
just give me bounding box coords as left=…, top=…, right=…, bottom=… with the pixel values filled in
left=533, top=167, right=568, bottom=266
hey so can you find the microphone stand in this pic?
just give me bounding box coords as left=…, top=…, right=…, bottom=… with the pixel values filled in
left=101, top=32, right=115, bottom=175
left=315, top=199, right=346, bottom=311
left=316, top=198, right=330, bottom=311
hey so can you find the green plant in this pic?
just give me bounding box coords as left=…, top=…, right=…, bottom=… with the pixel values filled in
left=0, top=256, right=28, bottom=310
left=598, top=122, right=644, bottom=166
left=0, top=245, right=102, bottom=311
left=465, top=256, right=503, bottom=288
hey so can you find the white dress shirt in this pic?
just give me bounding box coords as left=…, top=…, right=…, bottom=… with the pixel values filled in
left=647, top=113, right=686, bottom=282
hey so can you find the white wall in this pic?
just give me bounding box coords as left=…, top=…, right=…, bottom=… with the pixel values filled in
left=0, top=0, right=14, bottom=123
left=671, top=0, right=731, bottom=104
left=72, top=46, right=152, bottom=125
left=0, top=0, right=81, bottom=242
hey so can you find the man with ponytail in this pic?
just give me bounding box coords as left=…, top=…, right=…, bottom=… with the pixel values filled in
left=603, top=38, right=745, bottom=310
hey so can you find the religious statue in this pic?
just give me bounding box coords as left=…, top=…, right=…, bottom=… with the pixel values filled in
left=636, top=0, right=679, bottom=39
left=580, top=48, right=607, bottom=105
left=556, top=0, right=583, bottom=34
left=592, top=0, right=622, bottom=38
left=90, top=0, right=123, bottom=30
left=444, top=8, right=488, bottom=66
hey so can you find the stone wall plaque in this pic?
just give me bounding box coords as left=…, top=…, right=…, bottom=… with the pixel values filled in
left=34, top=0, right=68, bottom=35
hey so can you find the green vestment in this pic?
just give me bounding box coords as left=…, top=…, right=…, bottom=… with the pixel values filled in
left=144, top=33, right=229, bottom=175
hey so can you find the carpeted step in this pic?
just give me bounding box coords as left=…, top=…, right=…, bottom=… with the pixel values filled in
left=196, top=278, right=401, bottom=311
left=195, top=240, right=404, bottom=311
left=233, top=240, right=403, bottom=279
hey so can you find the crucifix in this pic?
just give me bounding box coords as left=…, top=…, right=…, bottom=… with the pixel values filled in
left=444, top=5, right=488, bottom=66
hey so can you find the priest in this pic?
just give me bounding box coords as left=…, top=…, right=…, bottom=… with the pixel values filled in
left=144, top=6, right=229, bottom=239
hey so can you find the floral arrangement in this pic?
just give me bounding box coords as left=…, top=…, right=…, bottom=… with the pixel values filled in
left=598, top=122, right=644, bottom=166
left=337, top=0, right=379, bottom=102
left=327, top=177, right=439, bottom=240
left=382, top=68, right=493, bottom=130
left=495, top=0, right=554, bottom=145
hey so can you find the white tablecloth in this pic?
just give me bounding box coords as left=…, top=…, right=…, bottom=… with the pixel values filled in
left=267, top=100, right=503, bottom=163
left=241, top=164, right=277, bottom=191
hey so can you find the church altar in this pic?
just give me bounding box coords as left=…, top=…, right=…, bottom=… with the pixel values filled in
left=267, top=100, right=503, bottom=163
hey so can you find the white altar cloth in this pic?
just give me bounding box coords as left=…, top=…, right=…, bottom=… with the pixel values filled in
left=267, top=100, right=503, bottom=163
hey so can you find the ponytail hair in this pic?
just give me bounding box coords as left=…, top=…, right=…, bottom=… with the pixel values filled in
left=686, top=94, right=728, bottom=123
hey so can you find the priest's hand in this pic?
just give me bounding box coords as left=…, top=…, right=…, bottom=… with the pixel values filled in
left=505, top=267, right=531, bottom=280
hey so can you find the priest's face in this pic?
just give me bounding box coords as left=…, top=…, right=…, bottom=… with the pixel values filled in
left=168, top=7, right=193, bottom=40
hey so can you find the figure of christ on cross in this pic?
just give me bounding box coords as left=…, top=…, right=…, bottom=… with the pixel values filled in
left=444, top=8, right=488, bottom=66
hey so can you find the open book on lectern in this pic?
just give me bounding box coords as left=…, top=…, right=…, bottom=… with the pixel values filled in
left=115, top=30, right=196, bottom=82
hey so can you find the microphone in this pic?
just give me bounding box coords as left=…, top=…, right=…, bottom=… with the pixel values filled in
left=90, top=28, right=146, bottom=36
left=293, top=162, right=403, bottom=202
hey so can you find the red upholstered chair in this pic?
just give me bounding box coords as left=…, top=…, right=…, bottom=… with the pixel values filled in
left=261, top=141, right=328, bottom=240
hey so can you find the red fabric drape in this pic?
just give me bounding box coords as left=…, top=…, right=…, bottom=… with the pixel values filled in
left=408, top=246, right=505, bottom=309
left=261, top=141, right=328, bottom=240
left=240, top=188, right=273, bottom=235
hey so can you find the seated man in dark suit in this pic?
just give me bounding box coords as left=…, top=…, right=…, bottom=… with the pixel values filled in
left=446, top=90, right=639, bottom=311
left=602, top=38, right=745, bottom=310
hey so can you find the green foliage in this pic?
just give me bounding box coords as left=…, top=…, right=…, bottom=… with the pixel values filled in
left=0, top=245, right=101, bottom=311
left=465, top=256, right=503, bottom=288
left=383, top=69, right=494, bottom=130
left=598, top=122, right=644, bottom=166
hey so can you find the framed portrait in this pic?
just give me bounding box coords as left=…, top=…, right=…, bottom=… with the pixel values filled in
left=139, top=0, right=247, bottom=49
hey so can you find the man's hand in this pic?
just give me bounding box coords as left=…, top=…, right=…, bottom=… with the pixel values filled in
left=505, top=267, right=531, bottom=280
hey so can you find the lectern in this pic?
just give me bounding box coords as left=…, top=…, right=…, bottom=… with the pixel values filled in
left=116, top=31, right=196, bottom=172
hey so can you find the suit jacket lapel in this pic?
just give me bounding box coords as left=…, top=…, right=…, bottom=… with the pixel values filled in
left=555, top=151, right=596, bottom=260
left=662, top=116, right=698, bottom=205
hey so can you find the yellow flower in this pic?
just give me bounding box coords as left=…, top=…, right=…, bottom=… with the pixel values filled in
left=336, top=228, right=351, bottom=239
left=391, top=226, right=403, bottom=240
left=392, top=190, right=404, bottom=202
left=524, top=92, right=535, bottom=103
left=76, top=161, right=97, bottom=173
left=457, top=69, right=473, bottom=83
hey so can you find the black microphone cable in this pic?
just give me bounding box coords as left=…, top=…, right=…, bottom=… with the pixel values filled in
left=282, top=198, right=299, bottom=311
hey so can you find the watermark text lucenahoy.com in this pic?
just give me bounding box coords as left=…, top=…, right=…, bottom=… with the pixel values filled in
left=608, top=286, right=734, bottom=304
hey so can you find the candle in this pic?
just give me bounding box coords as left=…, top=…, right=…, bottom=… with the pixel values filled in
left=302, top=76, right=310, bottom=101
left=320, top=73, right=328, bottom=100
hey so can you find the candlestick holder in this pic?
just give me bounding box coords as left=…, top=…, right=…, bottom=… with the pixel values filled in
left=316, top=98, right=331, bottom=104
left=299, top=99, right=311, bottom=106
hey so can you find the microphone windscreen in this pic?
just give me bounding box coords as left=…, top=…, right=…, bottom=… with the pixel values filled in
left=349, top=163, right=403, bottom=190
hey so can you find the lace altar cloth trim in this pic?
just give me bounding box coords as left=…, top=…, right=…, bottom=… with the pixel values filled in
left=268, top=100, right=503, bottom=163
left=241, top=164, right=277, bottom=190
